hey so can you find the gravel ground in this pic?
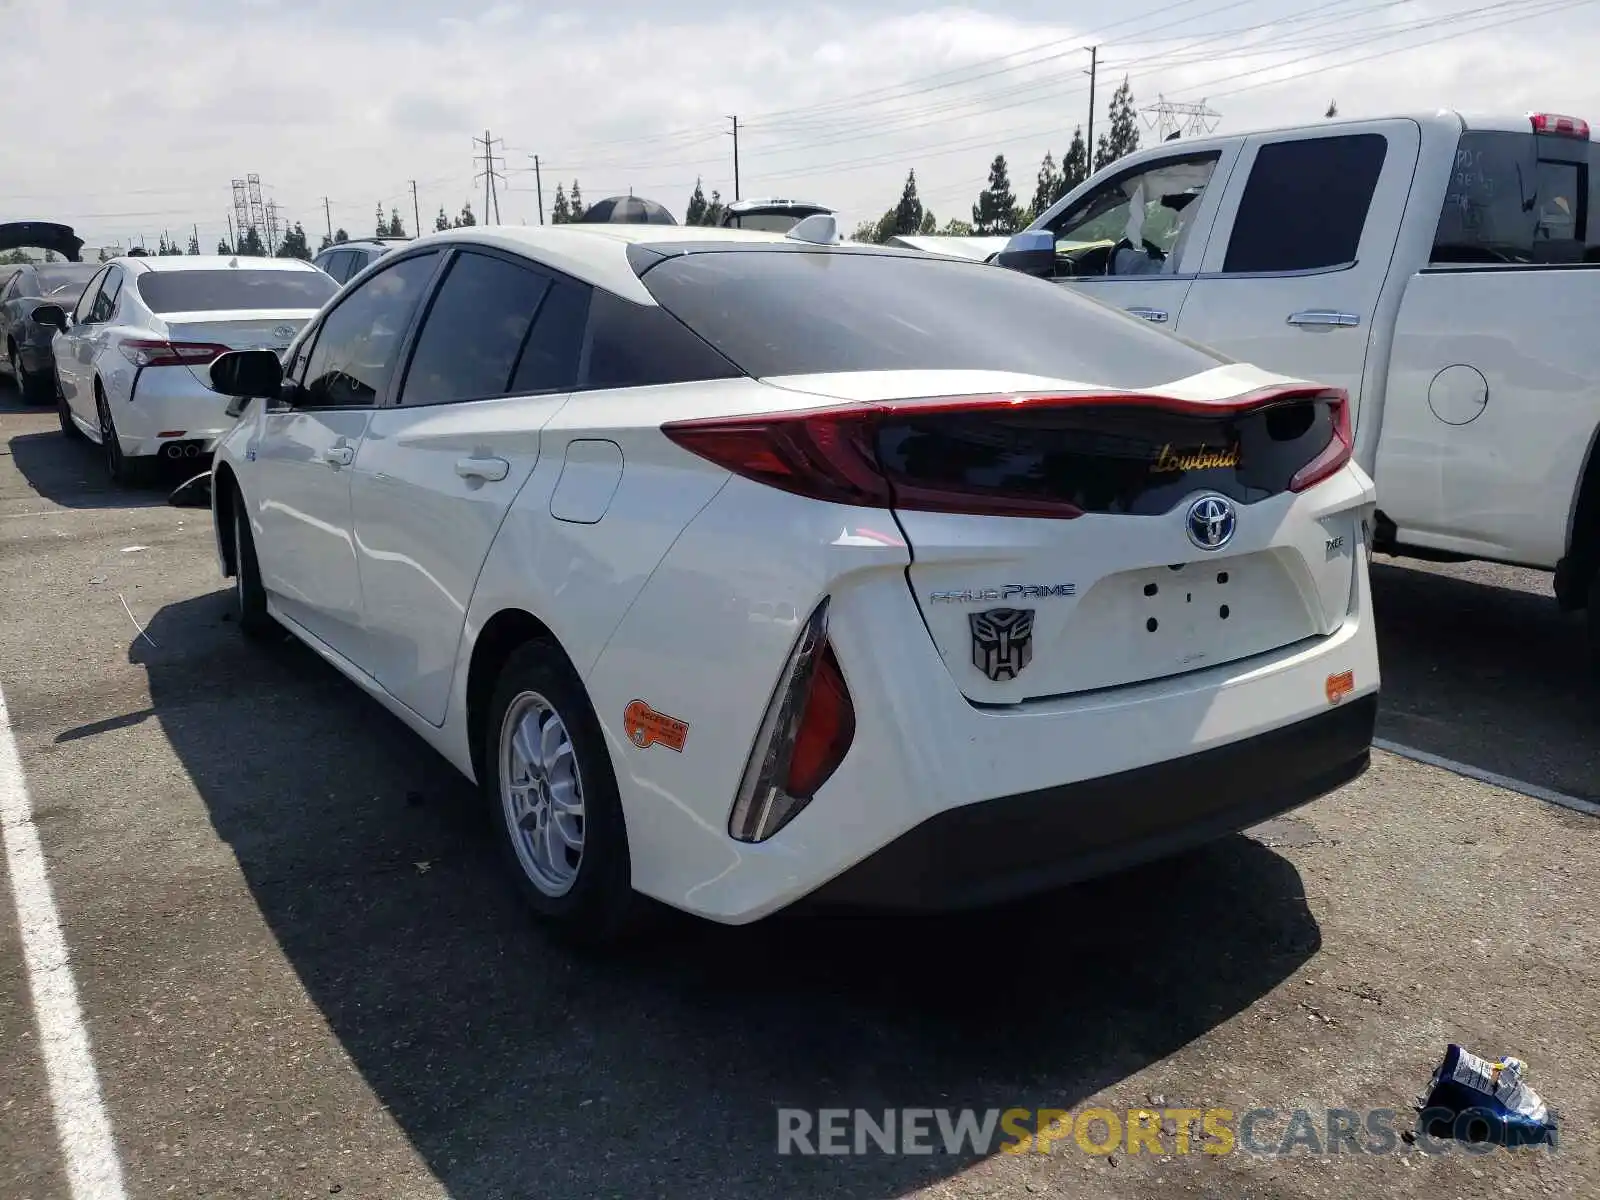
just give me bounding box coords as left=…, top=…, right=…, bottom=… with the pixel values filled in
left=0, top=385, right=1595, bottom=1199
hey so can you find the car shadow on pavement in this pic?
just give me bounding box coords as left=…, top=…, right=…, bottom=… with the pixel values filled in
left=6, top=428, right=184, bottom=510
left=131, top=591, right=1320, bottom=1199
left=1369, top=558, right=1600, bottom=801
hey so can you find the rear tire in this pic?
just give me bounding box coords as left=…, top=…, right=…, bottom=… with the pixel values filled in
left=96, top=389, right=146, bottom=485
left=56, top=374, right=82, bottom=440
left=483, top=639, right=644, bottom=946
left=10, top=349, right=50, bottom=405
left=230, top=487, right=274, bottom=639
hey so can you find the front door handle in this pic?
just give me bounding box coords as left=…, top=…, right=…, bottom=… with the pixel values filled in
left=456, top=456, right=510, bottom=482
left=323, top=445, right=355, bottom=467
left=1126, top=306, right=1168, bottom=323
left=1287, top=309, right=1360, bottom=328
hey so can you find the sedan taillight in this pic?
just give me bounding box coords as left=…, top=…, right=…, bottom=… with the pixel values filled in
left=118, top=339, right=231, bottom=368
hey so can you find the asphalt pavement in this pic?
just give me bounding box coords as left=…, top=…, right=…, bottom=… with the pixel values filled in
left=0, top=385, right=1596, bottom=1199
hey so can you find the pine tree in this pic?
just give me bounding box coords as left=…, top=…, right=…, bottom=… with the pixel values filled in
left=1094, top=77, right=1141, bottom=171
left=1060, top=128, right=1090, bottom=200
left=435, top=206, right=450, bottom=232
left=919, top=209, right=937, bottom=234
left=1325, top=99, right=1339, bottom=119
left=215, top=239, right=230, bottom=255
left=893, top=170, right=924, bottom=236
left=705, top=189, right=724, bottom=226
left=318, top=233, right=333, bottom=252
left=971, top=154, right=1020, bottom=235
left=279, top=223, right=312, bottom=260
left=453, top=203, right=476, bottom=228
left=333, top=228, right=349, bottom=243
left=240, top=226, right=266, bottom=256
left=685, top=178, right=708, bottom=226
left=387, top=208, right=406, bottom=237
left=187, top=231, right=200, bottom=255
left=569, top=181, right=584, bottom=221
left=375, top=203, right=387, bottom=237
left=1033, top=152, right=1061, bottom=217
left=939, top=219, right=974, bottom=236
left=550, top=184, right=569, bottom=224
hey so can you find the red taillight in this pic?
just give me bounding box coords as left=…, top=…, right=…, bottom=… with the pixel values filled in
left=665, top=386, right=1351, bottom=515
left=1530, top=112, right=1590, bottom=139
left=1289, top=390, right=1353, bottom=493
left=785, top=643, right=855, bottom=798
left=729, top=600, right=857, bottom=843
left=118, top=339, right=231, bottom=368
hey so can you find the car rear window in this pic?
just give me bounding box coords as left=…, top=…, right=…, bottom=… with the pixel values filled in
left=135, top=269, right=339, bottom=314
left=35, top=265, right=100, bottom=298
left=1432, top=130, right=1600, bottom=265
left=635, top=248, right=1225, bottom=386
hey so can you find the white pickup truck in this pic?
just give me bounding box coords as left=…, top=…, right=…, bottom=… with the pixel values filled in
left=997, top=110, right=1600, bottom=652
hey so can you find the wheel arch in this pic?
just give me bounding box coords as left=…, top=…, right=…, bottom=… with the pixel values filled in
left=213, top=461, right=239, bottom=578
left=465, top=608, right=578, bottom=786
left=1558, top=421, right=1600, bottom=609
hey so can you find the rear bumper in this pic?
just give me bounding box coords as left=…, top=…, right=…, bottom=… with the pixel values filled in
left=806, top=692, right=1375, bottom=912
left=115, top=366, right=233, bottom=457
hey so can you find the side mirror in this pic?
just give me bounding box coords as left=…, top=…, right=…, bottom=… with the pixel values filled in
left=208, top=349, right=284, bottom=399
left=994, top=229, right=1056, bottom=278
left=31, top=303, right=68, bottom=332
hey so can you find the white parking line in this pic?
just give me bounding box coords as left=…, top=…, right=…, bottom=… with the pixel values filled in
left=1374, top=738, right=1600, bottom=819
left=0, top=685, right=127, bottom=1198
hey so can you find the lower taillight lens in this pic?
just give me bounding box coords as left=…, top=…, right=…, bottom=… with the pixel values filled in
left=729, top=599, right=857, bottom=843
left=118, top=339, right=230, bottom=368
left=1288, top=391, right=1353, bottom=492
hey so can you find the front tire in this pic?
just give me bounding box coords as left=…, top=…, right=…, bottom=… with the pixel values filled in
left=230, top=487, right=274, bottom=639
left=483, top=640, right=642, bottom=944
left=56, top=374, right=82, bottom=440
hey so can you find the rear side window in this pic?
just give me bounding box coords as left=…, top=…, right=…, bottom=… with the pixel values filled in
left=580, top=290, right=741, bottom=390
left=637, top=249, right=1225, bottom=385
left=399, top=251, right=551, bottom=406
left=510, top=280, right=589, bottom=394
left=1432, top=131, right=1598, bottom=265
left=136, top=269, right=338, bottom=314
left=1222, top=134, right=1388, bottom=273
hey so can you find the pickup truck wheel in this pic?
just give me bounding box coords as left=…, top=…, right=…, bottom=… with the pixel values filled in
left=1587, top=571, right=1600, bottom=676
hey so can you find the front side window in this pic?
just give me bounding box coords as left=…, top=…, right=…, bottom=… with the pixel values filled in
left=72, top=267, right=110, bottom=324
left=87, top=267, right=123, bottom=323
left=299, top=252, right=440, bottom=407
left=1047, top=154, right=1219, bottom=277
left=1222, top=133, right=1388, bottom=274
left=1, top=272, right=24, bottom=301
left=399, top=251, right=551, bottom=406
left=1432, top=130, right=1598, bottom=265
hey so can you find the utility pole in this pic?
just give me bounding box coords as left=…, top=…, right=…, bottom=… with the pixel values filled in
left=226, top=212, right=235, bottom=253
left=410, top=180, right=420, bottom=239
left=1085, top=46, right=1099, bottom=168
left=531, top=154, right=544, bottom=224
left=727, top=115, right=741, bottom=201
left=474, top=130, right=505, bottom=224
left=322, top=197, right=332, bottom=243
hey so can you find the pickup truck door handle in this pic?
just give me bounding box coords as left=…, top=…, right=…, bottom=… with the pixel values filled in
left=1287, top=309, right=1361, bottom=328
left=1126, top=306, right=1168, bottom=323
left=322, top=445, right=355, bottom=467
left=456, top=456, right=510, bottom=482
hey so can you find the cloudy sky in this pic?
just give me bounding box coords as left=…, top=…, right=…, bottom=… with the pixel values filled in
left=1, top=0, right=1595, bottom=249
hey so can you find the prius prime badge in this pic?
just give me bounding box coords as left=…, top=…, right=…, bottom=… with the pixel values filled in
left=1185, top=494, right=1237, bottom=551
left=970, top=608, right=1034, bottom=682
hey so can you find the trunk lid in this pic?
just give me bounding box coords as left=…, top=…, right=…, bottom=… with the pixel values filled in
left=767, top=367, right=1356, bottom=705
left=156, top=308, right=318, bottom=384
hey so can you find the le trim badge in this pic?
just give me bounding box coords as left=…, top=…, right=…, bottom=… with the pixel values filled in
left=624, top=700, right=689, bottom=752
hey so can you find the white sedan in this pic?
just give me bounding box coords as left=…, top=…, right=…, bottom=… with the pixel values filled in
left=204, top=222, right=1380, bottom=942
left=34, top=254, right=337, bottom=483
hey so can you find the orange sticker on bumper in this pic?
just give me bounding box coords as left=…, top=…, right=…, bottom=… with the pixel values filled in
left=625, top=700, right=689, bottom=752
left=1325, top=670, right=1354, bottom=704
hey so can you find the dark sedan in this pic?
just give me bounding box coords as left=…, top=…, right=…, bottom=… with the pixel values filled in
left=0, top=262, right=101, bottom=402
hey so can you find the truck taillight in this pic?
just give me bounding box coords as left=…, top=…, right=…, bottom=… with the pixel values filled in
left=1530, top=112, right=1590, bottom=139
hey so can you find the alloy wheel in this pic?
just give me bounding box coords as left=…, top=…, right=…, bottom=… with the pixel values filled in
left=498, top=690, right=586, bottom=896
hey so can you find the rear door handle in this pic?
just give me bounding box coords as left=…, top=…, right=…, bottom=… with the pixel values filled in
left=1287, top=309, right=1360, bottom=327
left=1126, top=306, right=1168, bottom=323
left=323, top=445, right=355, bottom=467
left=456, top=456, right=510, bottom=482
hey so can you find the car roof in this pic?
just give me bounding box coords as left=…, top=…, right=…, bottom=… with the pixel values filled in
left=401, top=224, right=791, bottom=304
left=123, top=254, right=324, bottom=273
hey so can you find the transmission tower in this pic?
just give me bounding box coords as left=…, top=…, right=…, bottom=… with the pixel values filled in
left=231, top=180, right=250, bottom=251
left=264, top=199, right=283, bottom=253
left=473, top=130, right=506, bottom=225
left=247, top=175, right=268, bottom=245
left=1141, top=96, right=1221, bottom=143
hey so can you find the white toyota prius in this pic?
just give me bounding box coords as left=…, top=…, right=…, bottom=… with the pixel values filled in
left=204, top=221, right=1379, bottom=941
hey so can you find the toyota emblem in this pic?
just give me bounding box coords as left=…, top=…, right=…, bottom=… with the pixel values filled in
left=1185, top=495, right=1237, bottom=551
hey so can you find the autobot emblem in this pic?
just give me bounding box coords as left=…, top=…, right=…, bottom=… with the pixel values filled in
left=969, top=608, right=1035, bottom=682
left=1185, top=494, right=1237, bottom=551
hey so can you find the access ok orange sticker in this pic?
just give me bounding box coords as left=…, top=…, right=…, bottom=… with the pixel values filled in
left=624, top=700, right=689, bottom=752
left=1325, top=670, right=1355, bottom=704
